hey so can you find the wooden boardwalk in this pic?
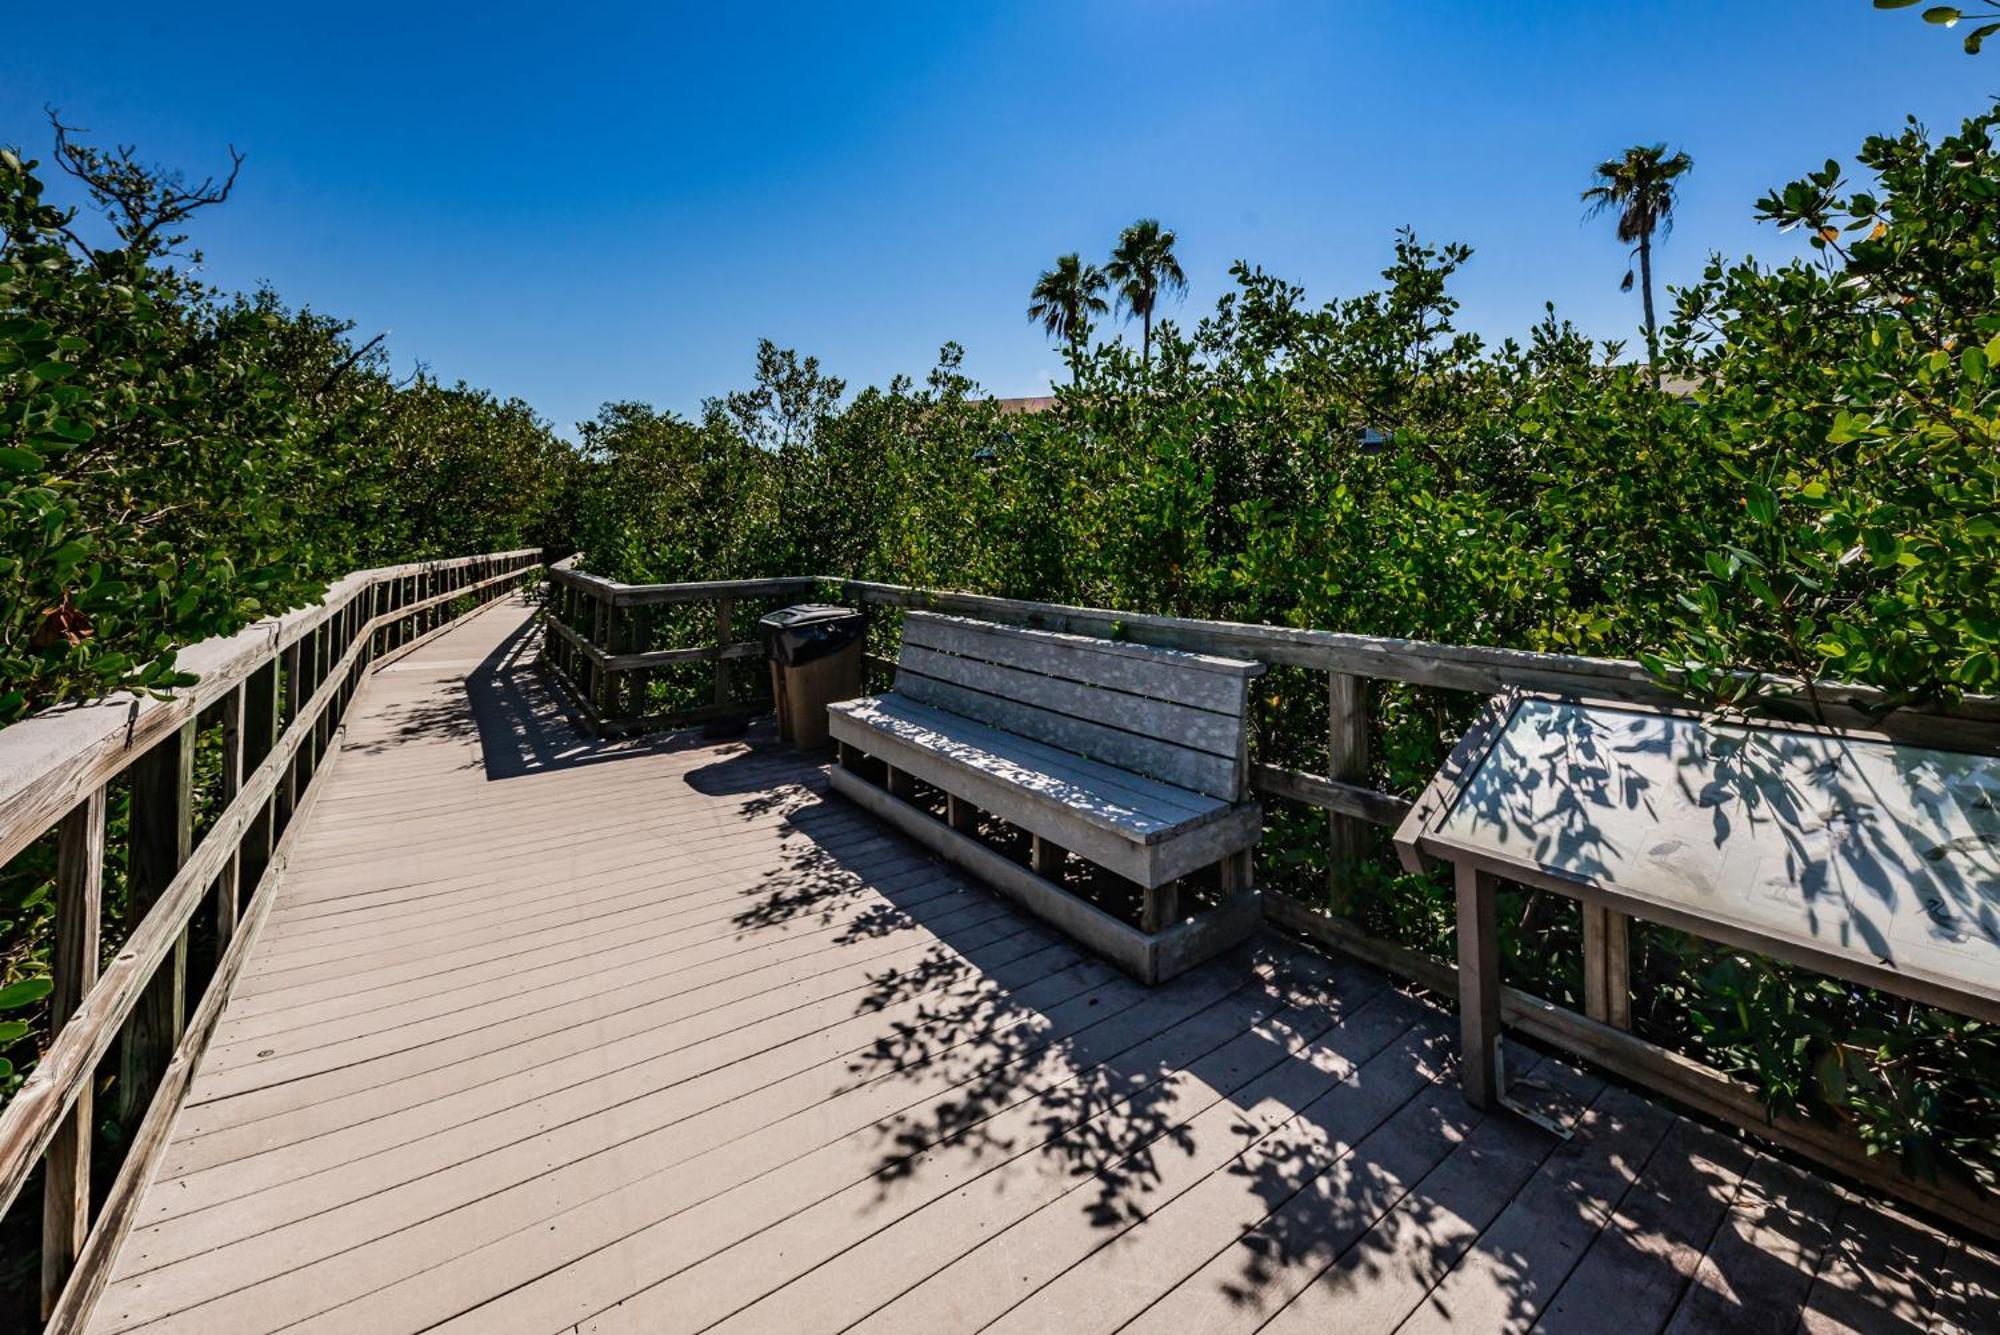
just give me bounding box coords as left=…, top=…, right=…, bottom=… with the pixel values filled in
left=83, top=596, right=1999, bottom=1334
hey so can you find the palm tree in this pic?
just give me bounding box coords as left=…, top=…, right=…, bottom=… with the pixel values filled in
left=1582, top=144, right=1692, bottom=386
left=1104, top=218, right=1188, bottom=368
left=1027, top=254, right=1110, bottom=371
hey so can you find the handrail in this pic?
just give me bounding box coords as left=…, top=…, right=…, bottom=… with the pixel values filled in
left=0, top=547, right=541, bottom=1327
left=0, top=550, right=541, bottom=870
left=826, top=576, right=2000, bottom=745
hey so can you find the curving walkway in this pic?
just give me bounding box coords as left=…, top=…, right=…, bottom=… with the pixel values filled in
left=84, top=595, right=1998, bottom=1334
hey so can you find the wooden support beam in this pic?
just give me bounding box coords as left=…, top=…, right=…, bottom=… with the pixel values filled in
left=945, top=793, right=978, bottom=834
left=600, top=601, right=625, bottom=720
left=885, top=764, right=916, bottom=801
left=1029, top=834, right=1065, bottom=879
left=1582, top=902, right=1632, bottom=1030
left=1326, top=673, right=1370, bottom=910
left=1220, top=847, right=1253, bottom=896
left=625, top=606, right=650, bottom=718
left=714, top=597, right=736, bottom=708
left=1455, top=861, right=1502, bottom=1110
left=1141, top=880, right=1180, bottom=934
left=117, top=719, right=194, bottom=1125
left=41, top=789, right=104, bottom=1317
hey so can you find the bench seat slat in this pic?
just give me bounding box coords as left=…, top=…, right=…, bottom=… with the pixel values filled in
left=829, top=695, right=1229, bottom=841
left=828, top=695, right=1260, bottom=889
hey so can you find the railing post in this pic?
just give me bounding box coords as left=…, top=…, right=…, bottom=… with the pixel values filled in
left=714, top=598, right=735, bottom=710
left=1326, top=672, right=1370, bottom=909
left=601, top=600, right=625, bottom=726
left=41, top=788, right=105, bottom=1317
left=117, top=719, right=194, bottom=1124
left=1456, top=861, right=1503, bottom=1110
left=590, top=594, right=611, bottom=723
left=239, top=657, right=280, bottom=893
left=278, top=639, right=303, bottom=828
left=626, top=605, right=651, bottom=719
left=1582, top=903, right=1632, bottom=1029
left=212, top=683, right=246, bottom=950
left=300, top=624, right=324, bottom=782
left=315, top=619, right=336, bottom=758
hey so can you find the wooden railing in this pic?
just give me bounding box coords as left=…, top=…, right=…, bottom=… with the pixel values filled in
left=0, top=548, right=539, bottom=1329
left=544, top=566, right=2000, bottom=1237
left=541, top=565, right=820, bottom=735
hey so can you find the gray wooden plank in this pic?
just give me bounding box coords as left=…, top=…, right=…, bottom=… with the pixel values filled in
left=1389, top=1082, right=1678, bottom=1335
left=141, top=962, right=1265, bottom=1334
left=897, top=643, right=1244, bottom=757
left=1930, top=1238, right=2000, bottom=1335
left=836, top=692, right=1224, bottom=824
left=902, top=611, right=1258, bottom=712
left=114, top=938, right=1111, bottom=1296
left=163, top=904, right=1042, bottom=1176
left=635, top=964, right=1397, bottom=1335
left=710, top=968, right=1409, bottom=1335
left=921, top=1006, right=1450, bottom=1335
left=1255, top=1055, right=1603, bottom=1335
left=1534, top=1115, right=1758, bottom=1333
left=894, top=667, right=1242, bottom=798
left=1799, top=1194, right=1951, bottom=1334
left=1107, top=1033, right=1507, bottom=1335
left=1663, top=1152, right=1842, bottom=1335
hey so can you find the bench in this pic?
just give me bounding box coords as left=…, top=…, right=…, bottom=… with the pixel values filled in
left=825, top=611, right=1266, bottom=983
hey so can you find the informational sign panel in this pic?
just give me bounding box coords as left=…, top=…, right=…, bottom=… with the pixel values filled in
left=1400, top=695, right=2000, bottom=1017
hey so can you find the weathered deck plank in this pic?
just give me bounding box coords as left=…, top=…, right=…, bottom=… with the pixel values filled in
left=81, top=597, right=1989, bottom=1335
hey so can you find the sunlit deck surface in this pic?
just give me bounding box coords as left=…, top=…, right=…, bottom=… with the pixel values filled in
left=87, top=597, right=1998, bottom=1334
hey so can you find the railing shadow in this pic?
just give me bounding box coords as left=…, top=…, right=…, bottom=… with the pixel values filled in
left=346, top=605, right=781, bottom=781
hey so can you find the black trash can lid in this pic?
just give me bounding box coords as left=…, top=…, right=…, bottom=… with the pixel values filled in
left=759, top=604, right=866, bottom=666
left=758, top=604, right=863, bottom=631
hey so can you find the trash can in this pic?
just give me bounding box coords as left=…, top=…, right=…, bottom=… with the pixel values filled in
left=759, top=605, right=867, bottom=750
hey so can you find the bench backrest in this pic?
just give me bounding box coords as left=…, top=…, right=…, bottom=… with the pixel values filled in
left=892, top=612, right=1264, bottom=801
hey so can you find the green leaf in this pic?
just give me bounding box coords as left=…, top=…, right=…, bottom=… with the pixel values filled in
left=1968, top=19, right=2000, bottom=51
left=1874, top=0, right=1924, bottom=8
left=0, top=446, right=43, bottom=475
left=0, top=1020, right=26, bottom=1044
left=28, top=360, right=77, bottom=382
left=0, top=977, right=52, bottom=1010
left=1923, top=5, right=1963, bottom=23
left=1744, top=485, right=1779, bottom=526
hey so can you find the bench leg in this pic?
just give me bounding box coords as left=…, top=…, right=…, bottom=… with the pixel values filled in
left=885, top=765, right=916, bottom=800
left=1456, top=862, right=1503, bottom=1110
left=1141, top=881, right=1181, bottom=934
left=1219, top=849, right=1253, bottom=897
left=836, top=740, right=861, bottom=771
left=1029, top=834, right=1064, bottom=879
left=946, top=794, right=978, bottom=834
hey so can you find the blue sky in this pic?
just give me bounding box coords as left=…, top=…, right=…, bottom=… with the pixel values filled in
left=5, top=2, right=1995, bottom=435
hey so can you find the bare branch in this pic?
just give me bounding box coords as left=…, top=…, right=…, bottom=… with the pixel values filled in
left=46, top=107, right=244, bottom=257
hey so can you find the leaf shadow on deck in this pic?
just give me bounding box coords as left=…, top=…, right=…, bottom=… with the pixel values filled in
left=689, top=771, right=1794, bottom=1333
left=724, top=778, right=1566, bottom=1325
